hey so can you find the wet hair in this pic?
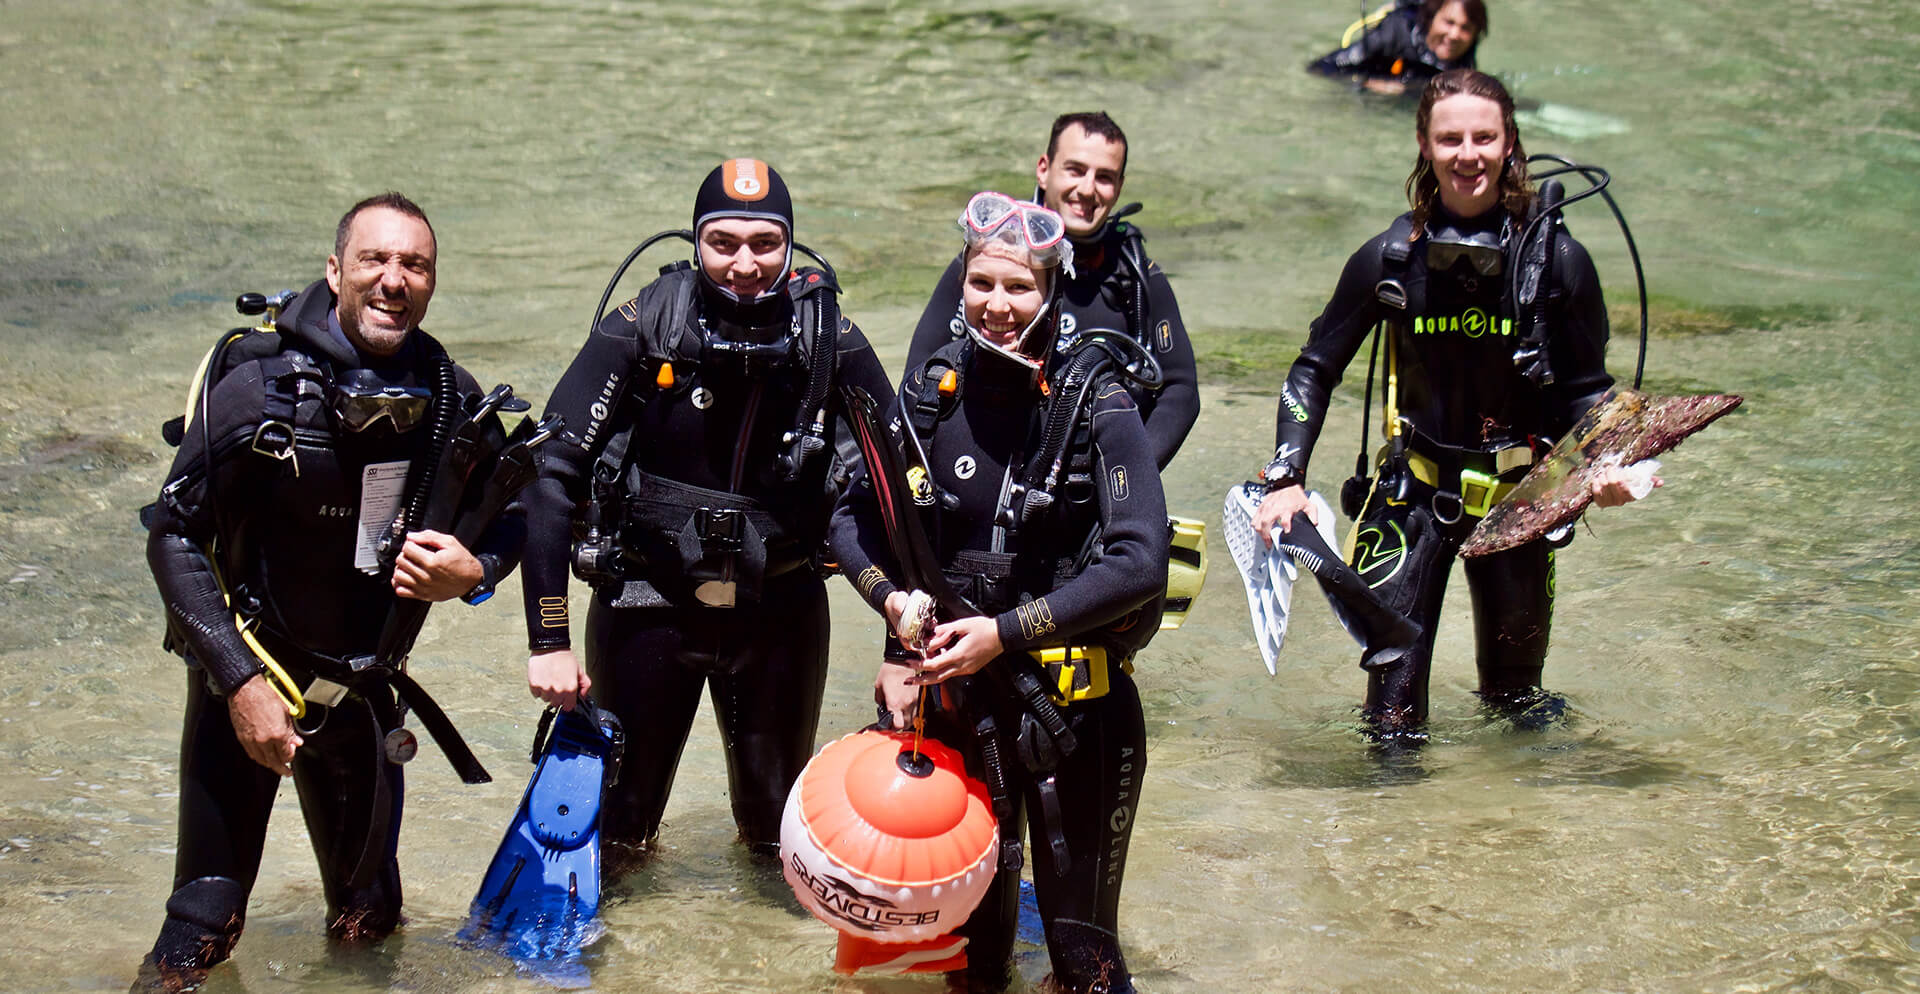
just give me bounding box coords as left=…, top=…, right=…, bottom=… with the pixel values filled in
left=1047, top=111, right=1129, bottom=175
left=1405, top=69, right=1531, bottom=237
left=1419, top=0, right=1489, bottom=41
left=334, top=192, right=435, bottom=260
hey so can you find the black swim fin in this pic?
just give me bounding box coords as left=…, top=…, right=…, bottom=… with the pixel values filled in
left=461, top=697, right=624, bottom=961
left=1277, top=512, right=1423, bottom=671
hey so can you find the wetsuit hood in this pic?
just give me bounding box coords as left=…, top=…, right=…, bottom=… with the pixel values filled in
left=693, top=159, right=795, bottom=334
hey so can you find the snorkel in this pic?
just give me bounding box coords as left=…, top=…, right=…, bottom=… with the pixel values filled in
left=956, top=192, right=1076, bottom=384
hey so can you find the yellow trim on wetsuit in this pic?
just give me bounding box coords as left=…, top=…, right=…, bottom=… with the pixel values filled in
left=1341, top=1, right=1403, bottom=48
left=210, top=556, right=306, bottom=718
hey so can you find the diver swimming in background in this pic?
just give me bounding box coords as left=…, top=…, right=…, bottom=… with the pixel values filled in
left=1309, top=0, right=1487, bottom=97
left=1250, top=70, right=1657, bottom=745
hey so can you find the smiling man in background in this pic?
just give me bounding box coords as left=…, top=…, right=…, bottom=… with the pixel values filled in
left=906, top=111, right=1199, bottom=470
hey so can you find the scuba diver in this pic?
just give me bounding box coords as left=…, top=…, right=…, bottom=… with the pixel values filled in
left=139, top=193, right=526, bottom=987
left=518, top=159, right=895, bottom=861
left=1250, top=70, right=1657, bottom=744
left=831, top=192, right=1167, bottom=993
left=1309, top=0, right=1488, bottom=96
left=905, top=112, right=1198, bottom=471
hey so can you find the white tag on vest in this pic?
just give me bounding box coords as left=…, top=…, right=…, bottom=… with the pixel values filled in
left=354, top=460, right=411, bottom=574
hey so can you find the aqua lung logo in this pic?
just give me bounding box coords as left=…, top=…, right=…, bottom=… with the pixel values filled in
left=723, top=159, right=769, bottom=200
left=1460, top=308, right=1491, bottom=338
left=787, top=855, right=940, bottom=932
left=581, top=372, right=621, bottom=450
left=1412, top=311, right=1513, bottom=338
left=1105, top=745, right=1137, bottom=885
left=1351, top=521, right=1409, bottom=587
left=691, top=387, right=714, bottom=410
left=953, top=455, right=977, bottom=480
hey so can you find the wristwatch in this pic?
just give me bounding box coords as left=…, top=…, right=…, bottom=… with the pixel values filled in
left=461, top=554, right=499, bottom=605
left=1260, top=454, right=1305, bottom=494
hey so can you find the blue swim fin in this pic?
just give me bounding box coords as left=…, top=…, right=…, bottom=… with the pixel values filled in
left=461, top=698, right=624, bottom=961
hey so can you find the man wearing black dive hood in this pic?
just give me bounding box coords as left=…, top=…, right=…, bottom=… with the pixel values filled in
left=141, top=194, right=524, bottom=985
left=833, top=193, right=1166, bottom=993
left=519, top=159, right=893, bottom=859
left=905, top=112, right=1199, bottom=471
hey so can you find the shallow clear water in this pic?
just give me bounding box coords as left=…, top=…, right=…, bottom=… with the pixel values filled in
left=3, top=0, right=1916, bottom=991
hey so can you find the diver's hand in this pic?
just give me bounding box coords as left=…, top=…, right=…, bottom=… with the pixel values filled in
left=883, top=590, right=912, bottom=636
left=392, top=530, right=483, bottom=601
left=228, top=674, right=301, bottom=776
left=1590, top=462, right=1663, bottom=508
left=1362, top=77, right=1408, bottom=96
left=1253, top=485, right=1316, bottom=545
left=875, top=660, right=920, bottom=729
left=528, top=647, right=591, bottom=711
left=912, top=616, right=1004, bottom=684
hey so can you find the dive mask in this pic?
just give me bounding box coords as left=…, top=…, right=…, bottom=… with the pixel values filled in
left=1426, top=222, right=1506, bottom=276
left=960, top=192, right=1074, bottom=276
left=331, top=369, right=433, bottom=433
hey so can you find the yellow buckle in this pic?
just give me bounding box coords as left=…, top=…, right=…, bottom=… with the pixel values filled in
left=1028, top=645, right=1111, bottom=705
left=1459, top=467, right=1498, bottom=517
left=1456, top=468, right=1517, bottom=518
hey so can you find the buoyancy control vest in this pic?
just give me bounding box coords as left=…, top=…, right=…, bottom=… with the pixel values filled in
left=1343, top=205, right=1563, bottom=519
left=572, top=263, right=848, bottom=608
left=904, top=335, right=1165, bottom=662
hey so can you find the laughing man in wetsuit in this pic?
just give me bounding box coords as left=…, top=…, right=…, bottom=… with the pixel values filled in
left=1309, top=0, right=1487, bottom=97
left=906, top=111, right=1199, bottom=470
left=835, top=193, right=1167, bottom=994
left=520, top=159, right=894, bottom=862
left=141, top=194, right=523, bottom=987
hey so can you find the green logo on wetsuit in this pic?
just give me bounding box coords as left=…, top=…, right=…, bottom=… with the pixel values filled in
left=1281, top=384, right=1310, bottom=424
left=1351, top=521, right=1409, bottom=587
left=1412, top=311, right=1513, bottom=339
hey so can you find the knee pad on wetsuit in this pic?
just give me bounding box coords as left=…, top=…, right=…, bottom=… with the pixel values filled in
left=1043, top=917, right=1133, bottom=994
left=152, top=875, right=248, bottom=969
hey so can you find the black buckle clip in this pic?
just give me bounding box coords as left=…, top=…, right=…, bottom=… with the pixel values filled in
left=694, top=507, right=744, bottom=552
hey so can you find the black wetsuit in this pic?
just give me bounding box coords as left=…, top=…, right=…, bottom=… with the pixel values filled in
left=520, top=265, right=893, bottom=852
left=1308, top=5, right=1476, bottom=90
left=831, top=339, right=1167, bottom=993
left=144, top=279, right=521, bottom=969
left=906, top=221, right=1199, bottom=470
left=1274, top=206, right=1612, bottom=736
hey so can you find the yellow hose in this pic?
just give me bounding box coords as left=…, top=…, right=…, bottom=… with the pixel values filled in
left=1340, top=2, right=1401, bottom=48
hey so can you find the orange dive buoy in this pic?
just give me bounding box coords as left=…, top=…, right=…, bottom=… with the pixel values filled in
left=780, top=729, right=998, bottom=953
